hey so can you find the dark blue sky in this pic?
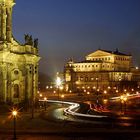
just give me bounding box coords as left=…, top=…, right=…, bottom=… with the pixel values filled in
left=13, top=0, right=140, bottom=76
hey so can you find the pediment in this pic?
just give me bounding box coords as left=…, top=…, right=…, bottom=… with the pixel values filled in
left=86, top=50, right=113, bottom=58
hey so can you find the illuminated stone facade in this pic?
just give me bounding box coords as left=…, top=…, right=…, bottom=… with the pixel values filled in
left=0, top=0, right=40, bottom=103
left=64, top=49, right=140, bottom=92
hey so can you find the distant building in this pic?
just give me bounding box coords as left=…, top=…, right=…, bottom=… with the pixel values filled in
left=0, top=0, right=40, bottom=104
left=64, top=49, right=140, bottom=93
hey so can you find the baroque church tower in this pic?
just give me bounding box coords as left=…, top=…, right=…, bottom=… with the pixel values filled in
left=0, top=0, right=40, bottom=104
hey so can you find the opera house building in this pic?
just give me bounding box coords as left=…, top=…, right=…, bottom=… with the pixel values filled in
left=64, top=49, right=140, bottom=93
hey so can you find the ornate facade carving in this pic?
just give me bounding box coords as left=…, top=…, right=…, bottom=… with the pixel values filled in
left=0, top=0, right=40, bottom=104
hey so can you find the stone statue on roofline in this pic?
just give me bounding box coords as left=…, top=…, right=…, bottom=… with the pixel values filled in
left=24, top=34, right=38, bottom=48
left=24, top=34, right=33, bottom=46
left=34, top=38, right=38, bottom=48
left=24, top=34, right=30, bottom=45
left=28, top=35, right=33, bottom=46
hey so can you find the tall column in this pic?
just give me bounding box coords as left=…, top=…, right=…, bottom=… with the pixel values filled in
left=0, top=6, right=2, bottom=39
left=0, top=0, right=15, bottom=42
left=1, top=63, right=8, bottom=103
left=1, top=5, right=7, bottom=41
left=6, top=7, right=12, bottom=42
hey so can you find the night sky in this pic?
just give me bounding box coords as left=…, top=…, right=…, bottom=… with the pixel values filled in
left=13, top=0, right=140, bottom=77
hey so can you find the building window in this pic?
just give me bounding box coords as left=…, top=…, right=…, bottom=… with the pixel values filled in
left=85, top=77, right=88, bottom=81
left=80, top=77, right=83, bottom=81
left=13, top=84, right=19, bottom=98
left=14, top=70, right=19, bottom=75
left=91, top=77, right=94, bottom=81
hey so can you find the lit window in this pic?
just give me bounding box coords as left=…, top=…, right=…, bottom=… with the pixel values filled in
left=91, top=77, right=94, bottom=81
left=80, top=77, right=83, bottom=81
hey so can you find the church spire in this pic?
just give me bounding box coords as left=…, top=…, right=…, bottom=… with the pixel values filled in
left=0, top=0, right=15, bottom=42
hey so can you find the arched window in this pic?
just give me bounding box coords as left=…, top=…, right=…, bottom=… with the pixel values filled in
left=13, top=84, right=19, bottom=98
left=14, top=70, right=19, bottom=75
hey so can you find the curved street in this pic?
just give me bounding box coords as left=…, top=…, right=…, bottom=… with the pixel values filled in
left=1, top=97, right=140, bottom=140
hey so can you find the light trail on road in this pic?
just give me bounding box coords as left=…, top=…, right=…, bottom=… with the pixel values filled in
left=110, top=93, right=140, bottom=101
left=39, top=99, right=108, bottom=119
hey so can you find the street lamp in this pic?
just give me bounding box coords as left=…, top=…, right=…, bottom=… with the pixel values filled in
left=44, top=97, right=47, bottom=111
left=96, top=77, right=99, bottom=90
left=123, top=96, right=127, bottom=113
left=120, top=95, right=124, bottom=113
left=61, top=94, right=65, bottom=98
left=56, top=76, right=62, bottom=100
left=103, top=90, right=107, bottom=99
left=95, top=77, right=99, bottom=103
left=12, top=110, right=17, bottom=140
left=61, top=94, right=65, bottom=106
left=120, top=95, right=127, bottom=114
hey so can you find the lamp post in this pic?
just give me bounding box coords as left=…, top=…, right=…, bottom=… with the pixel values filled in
left=12, top=110, right=17, bottom=140
left=56, top=77, right=62, bottom=100
left=103, top=90, right=107, bottom=99
left=96, top=77, right=99, bottom=104
left=123, top=96, right=127, bottom=113
left=120, top=95, right=127, bottom=114
left=61, top=94, right=65, bottom=106
left=120, top=95, right=124, bottom=113
left=96, top=77, right=99, bottom=90
left=44, top=97, right=47, bottom=111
